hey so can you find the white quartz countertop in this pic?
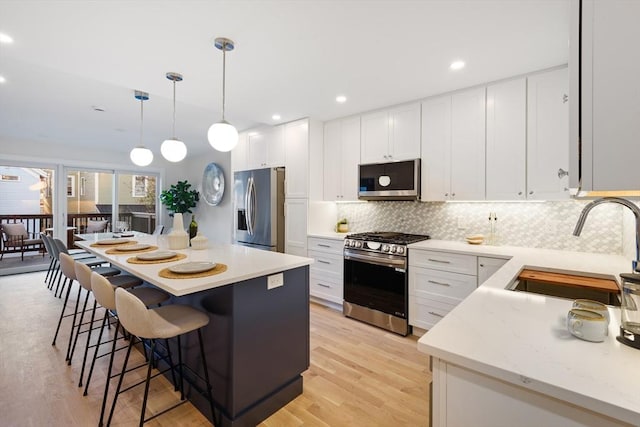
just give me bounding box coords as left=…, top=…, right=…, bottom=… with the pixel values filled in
left=413, top=240, right=640, bottom=425
left=75, top=234, right=313, bottom=297
left=307, top=232, right=348, bottom=240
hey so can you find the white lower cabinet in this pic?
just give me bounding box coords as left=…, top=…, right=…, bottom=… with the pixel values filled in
left=284, top=199, right=308, bottom=256
left=478, top=256, right=509, bottom=285
left=431, top=358, right=628, bottom=427
left=409, top=249, right=477, bottom=330
left=307, top=236, right=344, bottom=306
left=409, top=250, right=508, bottom=330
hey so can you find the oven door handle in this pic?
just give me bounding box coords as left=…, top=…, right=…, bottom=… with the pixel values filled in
left=344, top=252, right=406, bottom=270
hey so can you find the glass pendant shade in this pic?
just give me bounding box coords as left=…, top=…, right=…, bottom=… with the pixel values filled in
left=130, top=146, right=154, bottom=166
left=208, top=121, right=238, bottom=152
left=161, top=138, right=187, bottom=162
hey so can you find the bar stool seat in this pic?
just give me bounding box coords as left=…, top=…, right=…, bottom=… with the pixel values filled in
left=109, top=287, right=216, bottom=426
left=107, top=274, right=143, bottom=288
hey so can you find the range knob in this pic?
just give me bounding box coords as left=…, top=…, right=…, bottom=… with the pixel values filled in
left=382, top=244, right=391, bottom=252
left=390, top=245, right=397, bottom=253
left=396, top=246, right=405, bottom=254
left=355, top=241, right=363, bottom=248
left=344, top=239, right=351, bottom=247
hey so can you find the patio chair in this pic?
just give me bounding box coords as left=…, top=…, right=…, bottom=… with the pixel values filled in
left=0, top=223, right=43, bottom=261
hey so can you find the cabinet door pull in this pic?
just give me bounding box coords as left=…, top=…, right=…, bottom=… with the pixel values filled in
left=428, top=311, right=444, bottom=318
left=479, top=264, right=485, bottom=267
left=562, top=94, right=568, bottom=103
left=428, top=258, right=451, bottom=264
left=428, top=280, right=451, bottom=287
left=316, top=282, right=332, bottom=288
left=318, top=244, right=331, bottom=248
left=317, top=260, right=331, bottom=264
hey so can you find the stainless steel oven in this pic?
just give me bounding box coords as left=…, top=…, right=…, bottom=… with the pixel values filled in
left=343, top=232, right=430, bottom=336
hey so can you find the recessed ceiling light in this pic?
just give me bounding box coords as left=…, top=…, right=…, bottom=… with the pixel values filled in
left=0, top=33, right=14, bottom=44
left=0, top=75, right=6, bottom=84
left=450, top=60, right=465, bottom=71
left=336, top=95, right=347, bottom=103
left=272, top=114, right=281, bottom=120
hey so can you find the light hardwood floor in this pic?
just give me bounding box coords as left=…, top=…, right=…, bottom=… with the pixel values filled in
left=0, top=271, right=431, bottom=426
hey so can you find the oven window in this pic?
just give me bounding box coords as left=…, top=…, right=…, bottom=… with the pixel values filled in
left=344, top=258, right=407, bottom=318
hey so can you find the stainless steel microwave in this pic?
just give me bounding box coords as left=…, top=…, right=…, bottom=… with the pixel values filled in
left=358, top=159, right=421, bottom=201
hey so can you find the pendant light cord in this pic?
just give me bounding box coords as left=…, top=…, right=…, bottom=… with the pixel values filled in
left=139, top=97, right=144, bottom=146
left=172, top=80, right=176, bottom=138
left=221, top=42, right=226, bottom=122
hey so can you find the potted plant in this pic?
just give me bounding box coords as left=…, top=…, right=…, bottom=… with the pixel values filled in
left=336, top=218, right=349, bottom=233
left=159, top=180, right=199, bottom=215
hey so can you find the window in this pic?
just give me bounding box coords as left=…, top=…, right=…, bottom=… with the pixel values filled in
left=67, top=175, right=75, bottom=197
left=80, top=176, right=86, bottom=196
left=132, top=175, right=147, bottom=197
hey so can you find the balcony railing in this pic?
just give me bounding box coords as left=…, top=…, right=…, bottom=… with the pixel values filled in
left=0, top=212, right=156, bottom=251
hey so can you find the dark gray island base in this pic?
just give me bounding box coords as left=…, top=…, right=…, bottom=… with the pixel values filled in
left=172, top=266, right=310, bottom=426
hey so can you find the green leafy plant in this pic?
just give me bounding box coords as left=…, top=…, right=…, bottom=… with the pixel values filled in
left=159, top=180, right=199, bottom=214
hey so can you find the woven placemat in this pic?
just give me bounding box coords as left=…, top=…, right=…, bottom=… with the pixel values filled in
left=90, top=240, right=138, bottom=248
left=158, top=263, right=228, bottom=279
left=105, top=245, right=158, bottom=255
left=126, top=253, right=187, bottom=264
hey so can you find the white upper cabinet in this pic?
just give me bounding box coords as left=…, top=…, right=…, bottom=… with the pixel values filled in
left=527, top=68, right=569, bottom=200
left=360, top=103, right=421, bottom=164
left=578, top=0, right=640, bottom=191
left=486, top=78, right=527, bottom=200
left=247, top=125, right=285, bottom=170
left=421, top=88, right=485, bottom=201
left=284, top=119, right=309, bottom=198
left=231, top=132, right=249, bottom=172
left=450, top=87, right=486, bottom=200
left=421, top=96, right=452, bottom=201
left=323, top=116, right=361, bottom=201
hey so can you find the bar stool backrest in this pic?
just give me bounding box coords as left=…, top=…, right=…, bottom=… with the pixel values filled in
left=53, top=238, right=71, bottom=257
left=59, top=253, right=77, bottom=281
left=91, top=272, right=117, bottom=311
left=41, top=233, right=52, bottom=256
left=75, top=261, right=94, bottom=292
left=115, top=287, right=154, bottom=339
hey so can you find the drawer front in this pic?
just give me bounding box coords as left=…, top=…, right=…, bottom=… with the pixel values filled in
left=409, top=267, right=477, bottom=300
left=409, top=249, right=477, bottom=275
left=308, top=250, right=343, bottom=279
left=409, top=295, right=457, bottom=330
left=310, top=273, right=343, bottom=304
left=307, top=237, right=344, bottom=254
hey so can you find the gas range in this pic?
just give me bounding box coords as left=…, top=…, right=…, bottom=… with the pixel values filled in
left=344, top=232, right=431, bottom=256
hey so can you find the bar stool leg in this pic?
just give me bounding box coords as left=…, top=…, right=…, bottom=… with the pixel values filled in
left=106, top=334, right=134, bottom=427
left=83, top=309, right=108, bottom=395
left=139, top=339, right=157, bottom=427
left=52, top=279, right=74, bottom=346
left=198, top=329, right=217, bottom=424
left=97, top=317, right=121, bottom=426
left=177, top=335, right=185, bottom=400
left=78, top=299, right=99, bottom=386
left=67, top=287, right=89, bottom=363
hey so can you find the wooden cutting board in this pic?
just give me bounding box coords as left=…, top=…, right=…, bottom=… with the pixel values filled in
left=518, top=269, right=619, bottom=293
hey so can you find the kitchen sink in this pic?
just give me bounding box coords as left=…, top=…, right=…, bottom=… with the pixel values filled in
left=509, top=267, right=621, bottom=306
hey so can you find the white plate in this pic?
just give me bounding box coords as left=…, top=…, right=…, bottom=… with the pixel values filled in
left=96, top=239, right=131, bottom=245
left=115, top=243, right=151, bottom=251
left=136, top=251, right=177, bottom=261
left=168, top=261, right=217, bottom=274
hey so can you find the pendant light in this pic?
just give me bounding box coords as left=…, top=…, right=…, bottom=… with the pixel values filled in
left=129, top=90, right=153, bottom=167
left=208, top=37, right=238, bottom=152
left=161, top=72, right=187, bottom=162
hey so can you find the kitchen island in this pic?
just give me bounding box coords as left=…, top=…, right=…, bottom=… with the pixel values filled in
left=75, top=233, right=313, bottom=427
left=412, top=240, right=640, bottom=427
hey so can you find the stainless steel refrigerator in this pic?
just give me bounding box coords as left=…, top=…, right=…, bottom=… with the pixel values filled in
left=233, top=167, right=285, bottom=252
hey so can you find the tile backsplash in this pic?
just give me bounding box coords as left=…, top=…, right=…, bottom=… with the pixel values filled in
left=336, top=200, right=625, bottom=255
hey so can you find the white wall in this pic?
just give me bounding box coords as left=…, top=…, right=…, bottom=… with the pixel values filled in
left=163, top=150, right=233, bottom=245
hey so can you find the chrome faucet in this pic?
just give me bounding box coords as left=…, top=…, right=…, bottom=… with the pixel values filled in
left=573, top=197, right=640, bottom=272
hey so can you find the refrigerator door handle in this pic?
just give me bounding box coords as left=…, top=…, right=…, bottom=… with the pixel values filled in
left=245, top=177, right=253, bottom=235
left=249, top=176, right=257, bottom=235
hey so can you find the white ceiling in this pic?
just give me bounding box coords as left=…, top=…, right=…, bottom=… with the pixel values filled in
left=0, top=0, right=570, bottom=160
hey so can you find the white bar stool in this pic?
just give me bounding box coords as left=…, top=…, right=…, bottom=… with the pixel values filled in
left=108, top=287, right=216, bottom=426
